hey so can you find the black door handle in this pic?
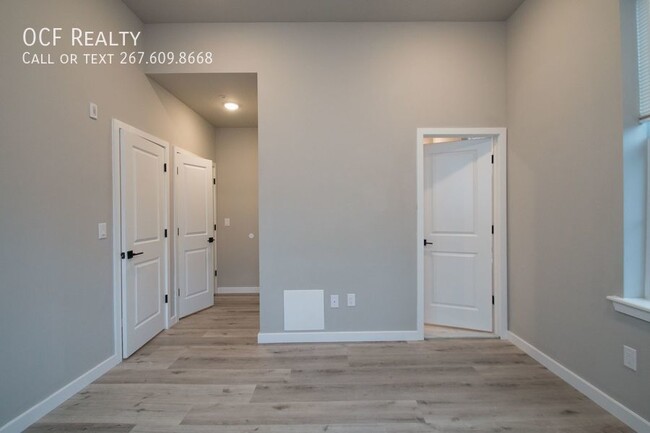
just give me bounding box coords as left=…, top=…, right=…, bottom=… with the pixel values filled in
left=127, top=250, right=144, bottom=259
left=424, top=240, right=433, bottom=246
left=208, top=237, right=215, bottom=243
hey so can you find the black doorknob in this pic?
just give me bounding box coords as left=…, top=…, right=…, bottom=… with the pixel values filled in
left=126, top=250, right=144, bottom=259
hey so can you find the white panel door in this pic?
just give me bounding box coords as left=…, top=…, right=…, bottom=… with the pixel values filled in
left=176, top=150, right=215, bottom=318
left=121, top=129, right=167, bottom=358
left=424, top=138, right=493, bottom=331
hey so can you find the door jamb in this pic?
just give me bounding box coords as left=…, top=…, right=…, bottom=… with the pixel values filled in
left=212, top=162, right=218, bottom=295
left=111, top=119, right=171, bottom=359
left=416, top=127, right=508, bottom=338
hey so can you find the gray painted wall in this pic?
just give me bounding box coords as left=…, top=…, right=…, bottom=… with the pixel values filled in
left=5, top=0, right=646, bottom=429
left=144, top=22, right=508, bottom=333
left=215, top=128, right=260, bottom=288
left=507, top=0, right=650, bottom=420
left=0, top=0, right=215, bottom=426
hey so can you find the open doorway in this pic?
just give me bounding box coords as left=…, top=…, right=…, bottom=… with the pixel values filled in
left=147, top=73, right=260, bottom=341
left=416, top=128, right=508, bottom=339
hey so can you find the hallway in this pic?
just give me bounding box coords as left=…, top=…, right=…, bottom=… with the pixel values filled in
left=28, top=295, right=631, bottom=432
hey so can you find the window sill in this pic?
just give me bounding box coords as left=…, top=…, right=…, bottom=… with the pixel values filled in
left=607, top=296, right=650, bottom=323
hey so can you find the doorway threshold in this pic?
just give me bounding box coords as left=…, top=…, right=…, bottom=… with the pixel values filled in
left=424, top=324, right=498, bottom=340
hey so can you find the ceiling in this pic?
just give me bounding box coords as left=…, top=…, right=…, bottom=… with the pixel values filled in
left=149, top=73, right=258, bottom=128
left=122, top=0, right=526, bottom=23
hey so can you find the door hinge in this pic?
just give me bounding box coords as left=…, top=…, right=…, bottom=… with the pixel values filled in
left=492, top=295, right=495, bottom=305
left=491, top=155, right=494, bottom=164
left=164, top=229, right=168, bottom=238
left=165, top=294, right=169, bottom=304
left=491, top=225, right=494, bottom=235
left=177, top=288, right=181, bottom=296
left=164, top=163, right=167, bottom=172
left=177, top=167, right=179, bottom=175
left=214, top=270, right=218, bottom=277
left=214, top=224, right=217, bottom=231
left=177, top=228, right=180, bottom=236
left=213, top=178, right=216, bottom=185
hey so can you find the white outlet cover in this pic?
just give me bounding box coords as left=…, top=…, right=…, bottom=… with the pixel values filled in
left=330, top=295, right=339, bottom=308
left=224, top=218, right=231, bottom=227
left=623, top=345, right=637, bottom=371
left=347, top=293, right=356, bottom=307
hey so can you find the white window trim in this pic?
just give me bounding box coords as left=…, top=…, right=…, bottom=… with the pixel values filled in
left=608, top=137, right=650, bottom=323
left=607, top=296, right=650, bottom=322
left=610, top=2, right=650, bottom=322
left=644, top=137, right=650, bottom=301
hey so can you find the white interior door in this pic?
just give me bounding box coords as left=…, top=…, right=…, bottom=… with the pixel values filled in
left=120, top=128, right=168, bottom=358
left=424, top=138, right=493, bottom=332
left=176, top=150, right=215, bottom=318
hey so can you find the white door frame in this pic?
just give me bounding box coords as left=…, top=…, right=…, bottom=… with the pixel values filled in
left=111, top=119, right=171, bottom=358
left=416, top=127, right=508, bottom=338
left=213, top=162, right=218, bottom=293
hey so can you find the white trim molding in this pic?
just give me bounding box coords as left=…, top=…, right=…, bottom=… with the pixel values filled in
left=507, top=332, right=650, bottom=433
left=258, top=330, right=421, bottom=344
left=217, top=286, right=260, bottom=294
left=417, top=128, right=508, bottom=338
left=0, top=355, right=120, bottom=433
left=607, top=296, right=650, bottom=323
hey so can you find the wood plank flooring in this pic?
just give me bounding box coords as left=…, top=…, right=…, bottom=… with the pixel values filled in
left=28, top=294, right=634, bottom=433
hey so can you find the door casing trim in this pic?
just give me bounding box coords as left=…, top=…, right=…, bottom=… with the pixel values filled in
left=112, top=119, right=171, bottom=359
left=416, top=127, right=508, bottom=338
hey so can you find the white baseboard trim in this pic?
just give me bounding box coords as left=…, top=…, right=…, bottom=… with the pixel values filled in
left=0, top=354, right=121, bottom=433
left=217, top=286, right=259, bottom=294
left=507, top=331, right=649, bottom=433
left=258, top=330, right=422, bottom=344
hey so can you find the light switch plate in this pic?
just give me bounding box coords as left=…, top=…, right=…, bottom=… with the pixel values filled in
left=347, top=293, right=356, bottom=307
left=89, top=102, right=98, bottom=120
left=224, top=218, right=231, bottom=227
left=330, top=295, right=339, bottom=308
left=98, top=223, right=107, bottom=240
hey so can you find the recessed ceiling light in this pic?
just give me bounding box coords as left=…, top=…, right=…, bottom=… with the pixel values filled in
left=224, top=102, right=239, bottom=111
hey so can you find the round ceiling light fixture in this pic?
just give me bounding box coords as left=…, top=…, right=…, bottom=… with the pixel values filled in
left=224, top=102, right=239, bottom=111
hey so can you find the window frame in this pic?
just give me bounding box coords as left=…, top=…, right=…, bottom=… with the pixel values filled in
left=607, top=0, right=650, bottom=322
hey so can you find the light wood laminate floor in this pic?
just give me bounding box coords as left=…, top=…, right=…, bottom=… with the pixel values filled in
left=29, top=295, right=633, bottom=433
left=424, top=324, right=498, bottom=340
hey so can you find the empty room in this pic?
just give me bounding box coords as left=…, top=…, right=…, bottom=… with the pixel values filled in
left=0, top=0, right=649, bottom=432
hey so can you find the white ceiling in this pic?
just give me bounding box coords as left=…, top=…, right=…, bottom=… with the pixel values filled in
left=149, top=73, right=258, bottom=128
left=122, top=0, right=526, bottom=23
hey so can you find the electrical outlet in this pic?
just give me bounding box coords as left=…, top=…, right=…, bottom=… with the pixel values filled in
left=624, top=346, right=637, bottom=371
left=330, top=295, right=339, bottom=308
left=347, top=293, right=356, bottom=307
left=224, top=218, right=231, bottom=227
